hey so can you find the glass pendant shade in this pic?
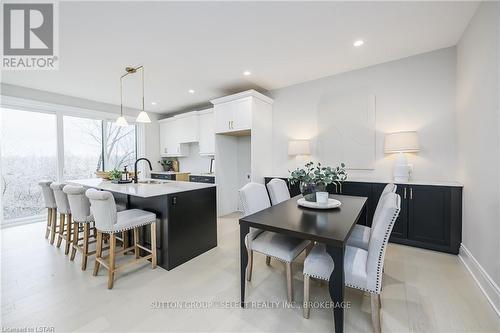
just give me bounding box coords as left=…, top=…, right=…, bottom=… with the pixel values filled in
left=136, top=111, right=151, bottom=123
left=116, top=116, right=129, bottom=127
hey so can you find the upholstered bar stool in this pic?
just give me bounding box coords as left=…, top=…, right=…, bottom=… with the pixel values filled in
left=86, top=189, right=157, bottom=289
left=50, top=182, right=73, bottom=254
left=38, top=180, right=57, bottom=243
left=302, top=193, right=401, bottom=333
left=63, top=185, right=96, bottom=270
left=347, top=183, right=396, bottom=251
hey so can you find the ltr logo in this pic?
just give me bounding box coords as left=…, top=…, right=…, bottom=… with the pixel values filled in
left=3, top=3, right=54, bottom=56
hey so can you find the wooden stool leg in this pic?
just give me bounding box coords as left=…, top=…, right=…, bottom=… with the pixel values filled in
left=70, top=222, right=79, bottom=261
left=108, top=233, right=116, bottom=289
left=45, top=208, right=51, bottom=239
left=150, top=222, right=157, bottom=269
left=81, top=223, right=89, bottom=271
left=303, top=274, right=310, bottom=319
left=93, top=231, right=103, bottom=276
left=133, top=227, right=139, bottom=259
left=122, top=231, right=128, bottom=251
left=57, top=213, right=65, bottom=248
left=50, top=209, right=57, bottom=245
left=65, top=214, right=72, bottom=255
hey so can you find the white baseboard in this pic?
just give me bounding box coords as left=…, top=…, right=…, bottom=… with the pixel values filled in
left=459, top=244, right=500, bottom=317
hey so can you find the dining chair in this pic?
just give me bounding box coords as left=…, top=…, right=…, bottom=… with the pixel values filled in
left=50, top=182, right=73, bottom=254
left=86, top=189, right=157, bottom=289
left=266, top=178, right=291, bottom=205
left=39, top=180, right=57, bottom=243
left=239, top=182, right=311, bottom=302
left=302, top=192, right=401, bottom=333
left=347, top=183, right=396, bottom=250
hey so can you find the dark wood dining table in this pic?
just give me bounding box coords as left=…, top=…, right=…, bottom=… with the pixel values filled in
left=239, top=194, right=368, bottom=333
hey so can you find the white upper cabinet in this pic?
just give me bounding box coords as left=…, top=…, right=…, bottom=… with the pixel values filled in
left=198, top=109, right=215, bottom=156
left=211, top=90, right=272, bottom=135
left=158, top=117, right=189, bottom=157
left=175, top=111, right=199, bottom=143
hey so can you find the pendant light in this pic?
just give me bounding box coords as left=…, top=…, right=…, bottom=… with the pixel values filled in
left=115, top=65, right=151, bottom=126
left=136, top=66, right=151, bottom=123
left=116, top=72, right=128, bottom=127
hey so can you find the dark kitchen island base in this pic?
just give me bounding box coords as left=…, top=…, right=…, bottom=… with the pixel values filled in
left=92, top=184, right=217, bottom=271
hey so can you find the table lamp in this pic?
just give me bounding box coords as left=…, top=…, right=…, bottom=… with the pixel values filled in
left=384, top=131, right=419, bottom=183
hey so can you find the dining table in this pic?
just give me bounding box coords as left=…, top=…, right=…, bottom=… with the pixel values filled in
left=239, top=194, right=368, bottom=333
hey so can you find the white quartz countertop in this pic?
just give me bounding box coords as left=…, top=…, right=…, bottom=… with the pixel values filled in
left=189, top=173, right=216, bottom=177
left=69, top=178, right=215, bottom=198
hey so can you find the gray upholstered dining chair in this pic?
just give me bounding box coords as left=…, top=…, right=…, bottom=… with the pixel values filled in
left=266, top=178, right=291, bottom=205
left=50, top=182, right=73, bottom=254
left=347, top=183, right=396, bottom=250
left=86, top=189, right=157, bottom=289
left=39, top=180, right=57, bottom=243
left=239, top=182, right=311, bottom=302
left=302, top=192, right=401, bottom=333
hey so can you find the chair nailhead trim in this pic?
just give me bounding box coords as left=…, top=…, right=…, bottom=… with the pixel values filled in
left=98, top=219, right=156, bottom=234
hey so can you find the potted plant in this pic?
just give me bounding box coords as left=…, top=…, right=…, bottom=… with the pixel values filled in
left=289, top=161, right=347, bottom=202
left=158, top=159, right=174, bottom=172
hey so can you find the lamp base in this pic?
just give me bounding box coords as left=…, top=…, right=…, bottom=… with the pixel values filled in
left=393, top=152, right=411, bottom=183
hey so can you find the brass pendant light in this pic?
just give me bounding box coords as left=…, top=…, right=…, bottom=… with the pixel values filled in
left=116, top=65, right=151, bottom=126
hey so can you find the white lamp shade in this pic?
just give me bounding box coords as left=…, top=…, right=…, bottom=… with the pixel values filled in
left=288, top=140, right=311, bottom=156
left=136, top=111, right=151, bottom=123
left=384, top=131, right=419, bottom=153
left=116, top=116, right=129, bottom=127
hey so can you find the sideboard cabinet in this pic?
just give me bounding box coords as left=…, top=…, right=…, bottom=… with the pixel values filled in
left=264, top=177, right=462, bottom=254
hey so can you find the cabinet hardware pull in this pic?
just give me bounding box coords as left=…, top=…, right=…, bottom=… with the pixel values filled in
left=339, top=182, right=342, bottom=194
left=410, top=188, right=413, bottom=200
left=404, top=187, right=407, bottom=199
left=333, top=183, right=338, bottom=193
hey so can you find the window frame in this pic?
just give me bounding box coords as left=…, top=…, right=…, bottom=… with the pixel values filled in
left=1, top=95, right=144, bottom=225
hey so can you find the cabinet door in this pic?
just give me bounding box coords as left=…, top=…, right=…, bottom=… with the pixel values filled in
left=340, top=182, right=371, bottom=226
left=408, top=186, right=450, bottom=246
left=176, top=114, right=199, bottom=143
left=214, top=102, right=234, bottom=134
left=159, top=122, right=169, bottom=156
left=390, top=186, right=408, bottom=240
left=198, top=111, right=215, bottom=155
left=233, top=98, right=252, bottom=131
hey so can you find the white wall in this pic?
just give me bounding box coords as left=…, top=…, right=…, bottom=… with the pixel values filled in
left=456, top=1, right=500, bottom=290
left=269, top=47, right=458, bottom=182
left=177, top=143, right=213, bottom=173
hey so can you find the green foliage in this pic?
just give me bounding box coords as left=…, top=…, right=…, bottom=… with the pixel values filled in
left=289, top=161, right=347, bottom=186
left=108, top=169, right=122, bottom=180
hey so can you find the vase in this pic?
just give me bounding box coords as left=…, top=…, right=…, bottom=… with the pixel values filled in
left=299, top=182, right=326, bottom=202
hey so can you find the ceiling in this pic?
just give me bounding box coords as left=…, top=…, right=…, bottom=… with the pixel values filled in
left=2, top=1, right=478, bottom=114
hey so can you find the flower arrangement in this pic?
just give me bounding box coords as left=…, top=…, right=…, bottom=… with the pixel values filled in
left=289, top=162, right=347, bottom=201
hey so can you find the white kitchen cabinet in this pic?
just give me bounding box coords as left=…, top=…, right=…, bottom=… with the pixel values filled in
left=175, top=111, right=199, bottom=143
left=213, top=97, right=253, bottom=134
left=159, top=118, right=189, bottom=157
left=198, top=108, right=215, bottom=155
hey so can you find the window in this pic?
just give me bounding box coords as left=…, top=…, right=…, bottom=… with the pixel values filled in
left=63, top=116, right=103, bottom=180
left=0, top=104, right=138, bottom=224
left=1, top=108, right=57, bottom=220
left=104, top=122, right=136, bottom=171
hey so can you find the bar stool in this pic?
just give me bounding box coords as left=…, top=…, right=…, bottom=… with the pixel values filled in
left=38, top=180, right=57, bottom=243
left=50, top=182, right=72, bottom=254
left=63, top=185, right=96, bottom=270
left=86, top=189, right=157, bottom=289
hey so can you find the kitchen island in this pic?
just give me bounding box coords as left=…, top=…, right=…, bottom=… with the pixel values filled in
left=70, top=178, right=217, bottom=270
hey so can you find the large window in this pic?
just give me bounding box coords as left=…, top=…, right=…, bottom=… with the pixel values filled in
left=1, top=109, right=57, bottom=220
left=1, top=106, right=138, bottom=224
left=64, top=116, right=103, bottom=180
left=104, top=122, right=136, bottom=171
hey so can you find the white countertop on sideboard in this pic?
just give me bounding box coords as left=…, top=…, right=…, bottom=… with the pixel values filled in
left=265, top=176, right=463, bottom=187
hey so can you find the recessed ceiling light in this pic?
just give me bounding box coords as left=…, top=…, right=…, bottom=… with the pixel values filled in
left=188, top=89, right=195, bottom=94
left=353, top=40, right=364, bottom=47
left=243, top=71, right=251, bottom=76
left=151, top=102, right=157, bottom=106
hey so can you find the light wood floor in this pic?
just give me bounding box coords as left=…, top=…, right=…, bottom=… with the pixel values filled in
left=1, top=213, right=499, bottom=332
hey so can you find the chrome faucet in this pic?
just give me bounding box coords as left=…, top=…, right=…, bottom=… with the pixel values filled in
left=134, top=158, right=153, bottom=183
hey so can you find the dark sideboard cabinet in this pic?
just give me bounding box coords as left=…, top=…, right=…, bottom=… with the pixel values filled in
left=264, top=177, right=462, bottom=254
